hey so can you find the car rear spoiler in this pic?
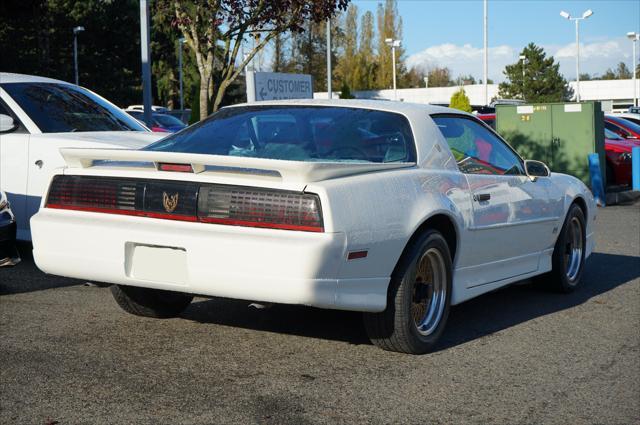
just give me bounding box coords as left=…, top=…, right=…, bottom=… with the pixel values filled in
left=59, top=148, right=416, bottom=183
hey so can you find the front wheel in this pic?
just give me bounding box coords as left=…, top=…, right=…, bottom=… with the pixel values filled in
left=111, top=285, right=193, bottom=318
left=547, top=204, right=586, bottom=293
left=363, top=230, right=452, bottom=354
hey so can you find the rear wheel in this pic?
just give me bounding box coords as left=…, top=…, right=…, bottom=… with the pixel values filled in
left=363, top=230, right=452, bottom=354
left=547, top=204, right=586, bottom=293
left=111, top=285, right=193, bottom=318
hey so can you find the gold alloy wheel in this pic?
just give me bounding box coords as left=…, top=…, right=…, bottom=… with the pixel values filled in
left=411, top=248, right=448, bottom=336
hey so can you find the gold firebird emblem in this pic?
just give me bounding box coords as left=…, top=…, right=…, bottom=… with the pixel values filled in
left=162, top=192, right=179, bottom=213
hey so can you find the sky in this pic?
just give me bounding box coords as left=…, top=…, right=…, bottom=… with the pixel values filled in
left=352, top=0, right=640, bottom=82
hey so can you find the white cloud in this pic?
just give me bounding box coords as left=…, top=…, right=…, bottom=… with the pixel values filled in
left=406, top=43, right=515, bottom=82
left=406, top=37, right=634, bottom=82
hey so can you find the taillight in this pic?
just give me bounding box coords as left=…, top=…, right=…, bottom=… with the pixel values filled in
left=46, top=175, right=142, bottom=213
left=198, top=184, right=323, bottom=232
left=45, top=176, right=324, bottom=232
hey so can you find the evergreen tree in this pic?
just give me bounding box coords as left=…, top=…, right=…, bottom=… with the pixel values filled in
left=339, top=82, right=355, bottom=98
left=498, top=43, right=572, bottom=102
left=450, top=88, right=472, bottom=112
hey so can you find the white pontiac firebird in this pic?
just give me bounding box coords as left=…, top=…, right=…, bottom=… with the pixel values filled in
left=31, top=100, right=595, bottom=354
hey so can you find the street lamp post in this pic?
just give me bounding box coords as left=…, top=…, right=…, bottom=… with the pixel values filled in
left=385, top=38, right=401, bottom=100
left=178, top=37, right=186, bottom=117
left=519, top=54, right=527, bottom=101
left=327, top=18, right=332, bottom=99
left=73, top=26, right=85, bottom=86
left=628, top=32, right=639, bottom=107
left=560, top=9, right=593, bottom=103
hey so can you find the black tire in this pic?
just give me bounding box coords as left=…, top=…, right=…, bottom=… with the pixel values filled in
left=547, top=204, right=586, bottom=293
left=110, top=285, right=193, bottom=318
left=363, top=230, right=452, bottom=354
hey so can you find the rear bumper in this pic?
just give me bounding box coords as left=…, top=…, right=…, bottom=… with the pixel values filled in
left=31, top=209, right=389, bottom=312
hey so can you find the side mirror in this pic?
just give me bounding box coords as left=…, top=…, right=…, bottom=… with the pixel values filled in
left=0, top=114, right=18, bottom=133
left=524, top=159, right=550, bottom=181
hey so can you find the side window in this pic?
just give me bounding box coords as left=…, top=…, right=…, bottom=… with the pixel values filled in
left=432, top=116, right=524, bottom=175
left=605, top=121, right=630, bottom=138
left=0, top=101, right=11, bottom=116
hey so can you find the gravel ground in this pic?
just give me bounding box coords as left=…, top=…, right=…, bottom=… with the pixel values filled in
left=1, top=204, right=638, bottom=425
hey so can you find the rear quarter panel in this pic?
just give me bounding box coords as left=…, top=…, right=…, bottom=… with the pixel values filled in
left=306, top=168, right=473, bottom=282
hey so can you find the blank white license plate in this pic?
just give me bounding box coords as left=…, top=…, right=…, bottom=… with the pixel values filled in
left=127, top=244, right=188, bottom=285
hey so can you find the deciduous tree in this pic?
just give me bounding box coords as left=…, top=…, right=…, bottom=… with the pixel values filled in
left=163, top=0, right=349, bottom=120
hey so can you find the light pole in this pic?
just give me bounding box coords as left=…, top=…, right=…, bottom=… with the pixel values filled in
left=327, top=18, right=332, bottom=99
left=483, top=0, right=488, bottom=105
left=560, top=9, right=593, bottom=102
left=178, top=37, right=186, bottom=117
left=628, top=32, right=639, bottom=107
left=385, top=38, right=401, bottom=100
left=73, top=26, right=85, bottom=86
left=140, top=0, right=152, bottom=128
left=519, top=54, right=527, bottom=101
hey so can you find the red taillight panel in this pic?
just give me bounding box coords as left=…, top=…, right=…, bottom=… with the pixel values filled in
left=197, top=184, right=324, bottom=232
left=46, top=176, right=141, bottom=212
left=46, top=175, right=324, bottom=232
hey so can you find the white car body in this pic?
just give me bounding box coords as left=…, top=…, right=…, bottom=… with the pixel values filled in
left=32, top=99, right=596, bottom=313
left=0, top=73, right=164, bottom=239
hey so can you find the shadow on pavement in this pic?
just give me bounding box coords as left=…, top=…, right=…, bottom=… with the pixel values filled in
left=0, top=242, right=82, bottom=296
left=182, top=251, right=639, bottom=349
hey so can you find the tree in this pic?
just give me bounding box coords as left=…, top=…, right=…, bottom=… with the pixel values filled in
left=601, top=62, right=633, bottom=80
left=375, top=0, right=406, bottom=89
left=498, top=43, right=572, bottom=102
left=356, top=10, right=376, bottom=90
left=457, top=74, right=476, bottom=85
left=579, top=73, right=592, bottom=81
left=0, top=0, right=143, bottom=107
left=427, top=67, right=452, bottom=87
left=335, top=4, right=358, bottom=90
left=163, top=0, right=349, bottom=120
left=450, top=88, right=472, bottom=112
left=339, top=82, right=355, bottom=98
left=271, top=33, right=286, bottom=72
left=402, top=66, right=427, bottom=88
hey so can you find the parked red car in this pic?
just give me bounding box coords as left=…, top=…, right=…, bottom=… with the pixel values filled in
left=605, top=115, right=640, bottom=139
left=476, top=113, right=496, bottom=129
left=604, top=128, right=640, bottom=186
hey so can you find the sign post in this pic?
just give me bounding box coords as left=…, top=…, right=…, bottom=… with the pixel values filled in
left=246, top=72, right=313, bottom=102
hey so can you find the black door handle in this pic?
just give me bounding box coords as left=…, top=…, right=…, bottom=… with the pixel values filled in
left=474, top=193, right=491, bottom=202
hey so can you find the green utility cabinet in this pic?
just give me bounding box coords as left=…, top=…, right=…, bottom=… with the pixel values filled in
left=496, top=101, right=605, bottom=185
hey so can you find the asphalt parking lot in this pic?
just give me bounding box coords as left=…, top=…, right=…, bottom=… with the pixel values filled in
left=1, top=204, right=638, bottom=425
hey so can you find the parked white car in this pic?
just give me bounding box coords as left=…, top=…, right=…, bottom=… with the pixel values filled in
left=31, top=100, right=596, bottom=353
left=0, top=73, right=164, bottom=239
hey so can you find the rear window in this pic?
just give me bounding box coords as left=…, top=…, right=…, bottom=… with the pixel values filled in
left=145, top=106, right=416, bottom=163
